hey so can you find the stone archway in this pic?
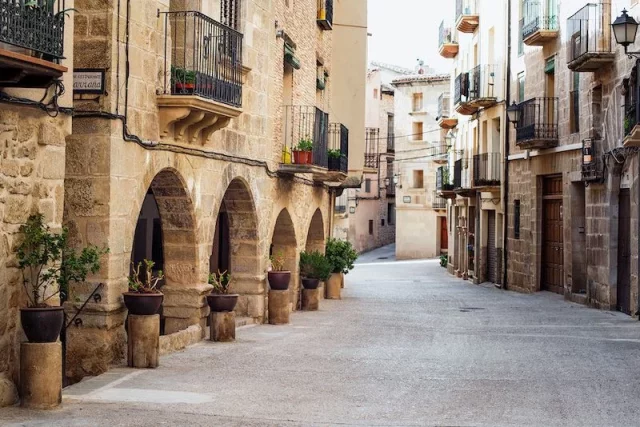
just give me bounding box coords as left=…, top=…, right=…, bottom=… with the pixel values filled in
left=211, top=178, right=262, bottom=320
left=305, top=209, right=325, bottom=253
left=132, top=168, right=204, bottom=335
left=271, top=209, right=299, bottom=309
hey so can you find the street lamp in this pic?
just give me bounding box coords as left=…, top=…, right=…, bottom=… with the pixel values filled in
left=506, top=101, right=521, bottom=126
left=612, top=9, right=639, bottom=56
left=383, top=177, right=390, bottom=187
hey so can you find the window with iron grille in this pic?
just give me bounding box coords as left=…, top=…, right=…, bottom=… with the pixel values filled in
left=387, top=114, right=395, bottom=152
left=570, top=73, right=580, bottom=133
left=221, top=0, right=241, bottom=30
left=365, top=128, right=379, bottom=168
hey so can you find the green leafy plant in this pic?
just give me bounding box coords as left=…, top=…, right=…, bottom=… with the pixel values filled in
left=270, top=251, right=286, bottom=271
left=296, top=137, right=313, bottom=152
left=299, top=251, right=332, bottom=281
left=325, top=238, right=358, bottom=275
left=624, top=116, right=632, bottom=135
left=440, top=254, right=448, bottom=268
left=129, top=260, right=164, bottom=294
left=171, top=65, right=196, bottom=85
left=16, top=214, right=106, bottom=308
left=209, top=269, right=232, bottom=294
left=327, top=149, right=342, bottom=159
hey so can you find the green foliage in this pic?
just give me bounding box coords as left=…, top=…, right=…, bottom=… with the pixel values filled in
left=209, top=269, right=232, bottom=294
left=171, top=66, right=196, bottom=84
left=327, top=149, right=342, bottom=159
left=299, top=251, right=332, bottom=281
left=270, top=251, right=286, bottom=271
left=296, top=137, right=313, bottom=152
left=440, top=254, right=448, bottom=268
left=325, top=238, right=358, bottom=274
left=129, top=260, right=164, bottom=294
left=15, top=214, right=106, bottom=308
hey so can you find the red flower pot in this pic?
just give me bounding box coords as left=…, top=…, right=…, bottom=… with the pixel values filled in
left=293, top=150, right=312, bottom=165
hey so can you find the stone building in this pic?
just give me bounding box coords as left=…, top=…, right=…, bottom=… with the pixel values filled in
left=334, top=68, right=395, bottom=253
left=0, top=0, right=367, bottom=401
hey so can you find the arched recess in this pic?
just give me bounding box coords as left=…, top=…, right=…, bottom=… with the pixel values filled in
left=210, top=178, right=262, bottom=319
left=305, top=209, right=325, bottom=253
left=271, top=208, right=299, bottom=309
left=131, top=168, right=201, bottom=335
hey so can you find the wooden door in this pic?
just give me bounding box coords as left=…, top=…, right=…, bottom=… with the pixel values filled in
left=440, top=217, right=448, bottom=251
left=487, top=211, right=497, bottom=283
left=542, top=176, right=564, bottom=294
left=617, top=189, right=631, bottom=315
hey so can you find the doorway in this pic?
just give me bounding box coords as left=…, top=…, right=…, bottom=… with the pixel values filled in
left=487, top=211, right=497, bottom=283
left=617, top=189, right=631, bottom=315
left=440, top=217, right=448, bottom=253
left=542, top=176, right=564, bottom=294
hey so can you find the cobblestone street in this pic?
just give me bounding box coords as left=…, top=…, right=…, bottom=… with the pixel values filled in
left=2, top=245, right=640, bottom=426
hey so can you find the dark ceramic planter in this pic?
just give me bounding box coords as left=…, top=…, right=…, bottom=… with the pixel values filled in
left=20, top=307, right=65, bottom=343
left=268, top=271, right=291, bottom=290
left=301, top=278, right=320, bottom=290
left=207, top=294, right=239, bottom=312
left=123, top=292, right=164, bottom=316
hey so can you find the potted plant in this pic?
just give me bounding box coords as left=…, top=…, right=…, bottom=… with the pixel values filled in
left=206, top=270, right=238, bottom=312
left=268, top=251, right=290, bottom=290
left=16, top=214, right=104, bottom=343
left=171, top=65, right=196, bottom=94
left=123, top=260, right=164, bottom=316
left=327, top=149, right=343, bottom=171
left=293, top=137, right=313, bottom=165
left=325, top=238, right=358, bottom=297
left=299, top=251, right=332, bottom=290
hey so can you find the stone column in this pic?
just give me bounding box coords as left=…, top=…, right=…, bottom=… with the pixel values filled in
left=20, top=342, right=62, bottom=409
left=127, top=315, right=160, bottom=368
left=209, top=311, right=235, bottom=342
left=326, top=273, right=342, bottom=299
left=268, top=290, right=290, bottom=324
left=301, top=288, right=320, bottom=311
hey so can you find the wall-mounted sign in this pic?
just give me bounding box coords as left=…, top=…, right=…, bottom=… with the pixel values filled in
left=403, top=196, right=412, bottom=203
left=73, top=69, right=106, bottom=94
left=349, top=207, right=356, bottom=214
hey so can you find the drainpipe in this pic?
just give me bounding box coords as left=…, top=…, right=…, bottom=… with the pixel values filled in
left=502, top=0, right=512, bottom=290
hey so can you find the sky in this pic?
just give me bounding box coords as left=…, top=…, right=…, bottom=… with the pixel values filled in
left=367, top=0, right=453, bottom=73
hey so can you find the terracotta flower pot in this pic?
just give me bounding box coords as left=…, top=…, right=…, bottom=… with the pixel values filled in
left=123, top=292, right=163, bottom=316
left=268, top=271, right=291, bottom=290
left=301, top=277, right=320, bottom=290
left=293, top=150, right=312, bottom=165
left=173, top=82, right=195, bottom=94
left=207, top=294, right=239, bottom=312
left=20, top=307, right=65, bottom=343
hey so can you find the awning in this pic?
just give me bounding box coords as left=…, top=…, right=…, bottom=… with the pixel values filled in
left=284, top=44, right=301, bottom=70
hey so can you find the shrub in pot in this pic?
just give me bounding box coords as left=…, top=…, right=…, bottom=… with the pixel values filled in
left=206, top=270, right=238, bottom=312
left=325, top=238, right=358, bottom=276
left=16, top=214, right=105, bottom=343
left=171, top=65, right=196, bottom=94
left=123, top=260, right=164, bottom=316
left=268, top=252, right=290, bottom=290
left=327, top=149, right=343, bottom=171
left=293, top=137, right=313, bottom=165
left=299, top=251, right=332, bottom=290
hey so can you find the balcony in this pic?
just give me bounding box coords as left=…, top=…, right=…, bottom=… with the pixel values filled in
left=386, top=163, right=395, bottom=197
left=438, top=21, right=458, bottom=59
left=0, top=0, right=68, bottom=88
left=456, top=0, right=479, bottom=33
left=521, top=0, right=558, bottom=46
left=566, top=3, right=614, bottom=72
left=158, top=11, right=247, bottom=144
left=327, top=123, right=349, bottom=182
left=387, top=130, right=395, bottom=153
left=453, top=158, right=474, bottom=197
left=317, top=0, right=333, bottom=30
left=467, top=64, right=498, bottom=109
left=436, top=166, right=455, bottom=199
left=473, top=152, right=500, bottom=189
left=432, top=191, right=448, bottom=210
left=437, top=92, right=457, bottom=129
left=624, top=93, right=640, bottom=147
left=429, top=144, right=450, bottom=164
left=514, top=97, right=559, bottom=149
left=454, top=72, right=477, bottom=115
left=279, top=105, right=330, bottom=181
left=364, top=127, right=379, bottom=169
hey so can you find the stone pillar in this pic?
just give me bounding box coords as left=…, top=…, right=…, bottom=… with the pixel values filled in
left=20, top=342, right=62, bottom=409
left=268, top=290, right=290, bottom=325
left=209, top=311, right=235, bottom=342
left=127, top=315, right=159, bottom=368
left=326, top=273, right=342, bottom=300
left=301, top=288, right=320, bottom=311
left=162, top=283, right=212, bottom=337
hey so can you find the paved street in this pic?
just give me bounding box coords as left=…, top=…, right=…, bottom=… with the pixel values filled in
left=3, top=245, right=640, bottom=426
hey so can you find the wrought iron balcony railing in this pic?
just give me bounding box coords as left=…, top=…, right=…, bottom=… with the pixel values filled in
left=328, top=123, right=348, bottom=173
left=317, top=0, right=333, bottom=30
left=439, top=21, right=456, bottom=48
left=365, top=127, right=379, bottom=169
left=160, top=11, right=243, bottom=107
left=282, top=105, right=329, bottom=168
left=438, top=92, right=451, bottom=119
left=436, top=166, right=454, bottom=192
left=521, top=0, right=558, bottom=40
left=0, top=0, right=66, bottom=60
left=432, top=191, right=447, bottom=210
left=454, top=158, right=471, bottom=190
left=454, top=72, right=469, bottom=105
left=566, top=3, right=613, bottom=70
left=429, top=143, right=450, bottom=163
left=473, top=152, right=501, bottom=187
left=514, top=97, right=558, bottom=147
left=468, top=64, right=497, bottom=102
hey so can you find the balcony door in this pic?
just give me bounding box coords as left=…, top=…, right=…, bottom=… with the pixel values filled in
left=545, top=58, right=555, bottom=130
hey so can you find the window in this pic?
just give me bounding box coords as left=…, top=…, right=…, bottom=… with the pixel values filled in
left=412, top=170, right=424, bottom=188
left=365, top=178, right=371, bottom=193
left=373, top=88, right=378, bottom=99
left=412, top=93, right=423, bottom=112
left=517, top=72, right=525, bottom=102
left=514, top=200, right=521, bottom=239
left=381, top=218, right=385, bottom=226
left=412, top=122, right=424, bottom=141
left=388, top=203, right=396, bottom=225
left=221, top=0, right=241, bottom=30
left=387, top=114, right=395, bottom=151
left=369, top=220, right=374, bottom=235
left=570, top=73, right=580, bottom=133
